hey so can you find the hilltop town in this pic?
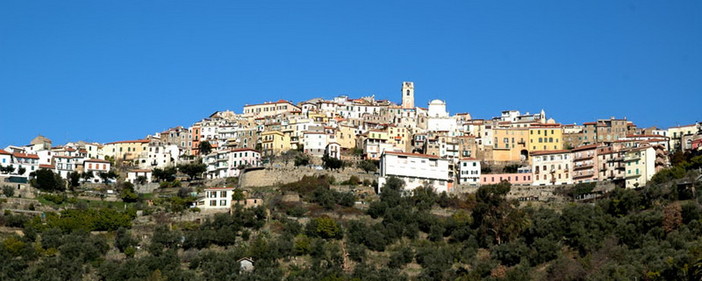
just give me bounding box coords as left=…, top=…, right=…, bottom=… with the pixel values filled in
left=1, top=82, right=700, bottom=193
left=1, top=82, right=702, bottom=280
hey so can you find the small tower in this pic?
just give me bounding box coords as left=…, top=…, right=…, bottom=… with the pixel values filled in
left=401, top=81, right=415, bottom=109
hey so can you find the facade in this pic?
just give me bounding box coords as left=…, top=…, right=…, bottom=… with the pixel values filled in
left=303, top=132, right=329, bottom=157
left=528, top=124, right=564, bottom=152
left=127, top=169, right=153, bottom=184
left=624, top=146, right=656, bottom=189
left=480, top=172, right=533, bottom=186
left=193, top=187, right=235, bottom=212
left=531, top=150, right=572, bottom=186
left=571, top=144, right=599, bottom=183
left=458, top=158, right=481, bottom=185
left=205, top=148, right=261, bottom=179
left=401, top=81, right=415, bottom=109
left=378, top=151, right=452, bottom=193
left=243, top=100, right=300, bottom=118
left=83, top=159, right=111, bottom=183
left=261, top=131, right=290, bottom=156
left=103, top=139, right=150, bottom=162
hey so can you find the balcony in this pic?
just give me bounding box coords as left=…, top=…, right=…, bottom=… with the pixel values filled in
left=574, top=155, right=594, bottom=161
left=573, top=164, right=593, bottom=171
left=607, top=157, right=624, bottom=162
left=573, top=173, right=594, bottom=179
left=625, top=173, right=640, bottom=179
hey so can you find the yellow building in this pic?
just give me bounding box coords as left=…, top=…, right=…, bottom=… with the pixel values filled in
left=102, top=139, right=151, bottom=161
left=388, top=126, right=412, bottom=152
left=335, top=125, right=357, bottom=150
left=261, top=131, right=290, bottom=156
left=491, top=128, right=529, bottom=162
left=528, top=124, right=564, bottom=152
left=243, top=100, right=301, bottom=118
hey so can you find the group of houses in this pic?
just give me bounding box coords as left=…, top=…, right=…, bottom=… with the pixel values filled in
left=1, top=82, right=700, bottom=194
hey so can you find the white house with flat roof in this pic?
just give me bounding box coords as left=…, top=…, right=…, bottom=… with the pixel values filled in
left=378, top=151, right=452, bottom=193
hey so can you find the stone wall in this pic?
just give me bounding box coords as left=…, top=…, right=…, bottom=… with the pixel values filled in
left=239, top=166, right=377, bottom=188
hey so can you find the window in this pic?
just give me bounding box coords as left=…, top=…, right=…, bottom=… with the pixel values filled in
left=210, top=200, right=216, bottom=206
left=220, top=200, right=227, bottom=206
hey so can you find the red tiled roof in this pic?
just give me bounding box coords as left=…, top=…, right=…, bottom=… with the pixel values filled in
left=106, top=139, right=150, bottom=145
left=530, top=149, right=571, bottom=156
left=383, top=151, right=440, bottom=159
left=13, top=152, right=39, bottom=159
left=229, top=148, right=260, bottom=153
left=626, top=134, right=669, bottom=138
left=583, top=122, right=597, bottom=125
left=571, top=144, right=599, bottom=151
left=0, top=149, right=10, bottom=155
left=84, top=159, right=111, bottom=163
left=460, top=157, right=477, bottom=161
left=205, top=187, right=235, bottom=190
left=39, top=164, right=54, bottom=169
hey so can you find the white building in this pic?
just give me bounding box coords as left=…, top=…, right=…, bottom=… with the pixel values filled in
left=624, top=146, right=656, bottom=189
left=326, top=142, right=341, bottom=160
left=127, top=169, right=153, bottom=184
left=53, top=155, right=82, bottom=178
left=205, top=148, right=261, bottom=179
left=378, top=151, right=452, bottom=193
left=303, top=132, right=330, bottom=157
left=426, top=99, right=458, bottom=133
left=193, top=187, right=235, bottom=212
left=458, top=158, right=481, bottom=185
left=83, top=159, right=111, bottom=183
left=531, top=150, right=573, bottom=186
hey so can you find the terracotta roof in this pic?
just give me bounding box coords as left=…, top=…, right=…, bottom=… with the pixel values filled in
left=39, top=164, right=54, bottom=169
left=571, top=144, right=599, bottom=151
left=106, top=139, right=150, bottom=145
left=460, top=157, right=477, bottom=161
left=626, top=134, right=669, bottom=138
left=530, top=149, right=571, bottom=156
left=583, top=122, right=597, bottom=125
left=205, top=187, right=235, bottom=190
left=84, top=159, right=111, bottom=163
left=129, top=169, right=152, bottom=173
left=383, top=151, right=440, bottom=159
left=229, top=148, right=260, bottom=153
left=0, top=149, right=10, bottom=155
left=530, top=123, right=562, bottom=128
left=53, top=155, right=80, bottom=159
left=13, top=152, right=39, bottom=159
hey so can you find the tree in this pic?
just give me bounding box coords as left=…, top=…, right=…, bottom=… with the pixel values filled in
left=32, top=169, right=65, bottom=192
left=153, top=167, right=176, bottom=182
left=120, top=182, right=139, bottom=203
left=68, top=172, right=81, bottom=188
left=294, top=155, right=310, bottom=167
left=0, top=164, right=13, bottom=174
left=322, top=153, right=344, bottom=170
left=198, top=141, right=213, bottom=155
left=307, top=216, right=343, bottom=239
left=81, top=171, right=94, bottom=182
left=16, top=167, right=26, bottom=175
left=178, top=163, right=207, bottom=180
left=2, top=185, right=15, bottom=197
left=136, top=176, right=147, bottom=185
left=358, top=160, right=378, bottom=173
left=99, top=171, right=118, bottom=183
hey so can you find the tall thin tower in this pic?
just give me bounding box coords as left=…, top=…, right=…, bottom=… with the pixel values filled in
left=401, top=81, right=414, bottom=109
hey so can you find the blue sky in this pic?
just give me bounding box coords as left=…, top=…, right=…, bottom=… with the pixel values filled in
left=1, top=0, right=700, bottom=147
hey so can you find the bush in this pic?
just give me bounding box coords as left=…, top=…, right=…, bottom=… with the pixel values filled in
left=2, top=185, right=15, bottom=197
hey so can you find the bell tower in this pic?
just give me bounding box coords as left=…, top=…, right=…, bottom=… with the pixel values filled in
left=401, top=81, right=414, bottom=109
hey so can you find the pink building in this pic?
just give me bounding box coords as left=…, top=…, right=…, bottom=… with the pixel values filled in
left=480, top=173, right=533, bottom=186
